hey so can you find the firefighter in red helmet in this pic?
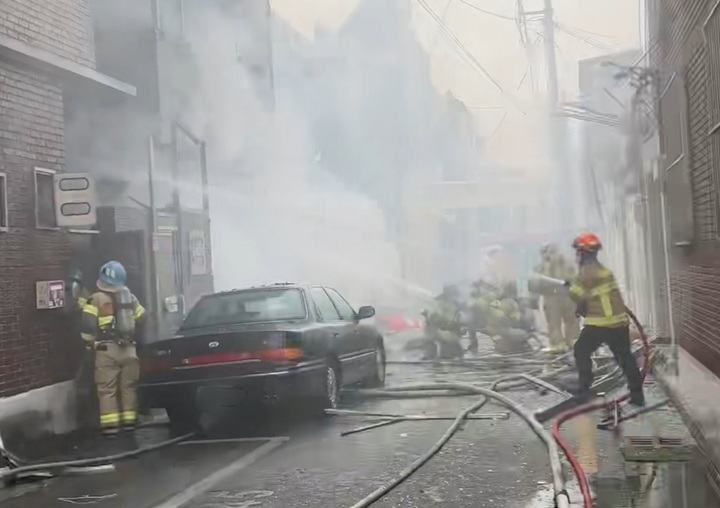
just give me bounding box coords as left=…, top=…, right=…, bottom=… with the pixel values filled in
left=566, top=233, right=644, bottom=408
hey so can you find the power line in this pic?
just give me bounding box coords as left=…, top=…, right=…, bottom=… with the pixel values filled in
left=555, top=23, right=615, bottom=53
left=428, top=0, right=456, bottom=52
left=458, top=0, right=515, bottom=20
left=416, top=0, right=505, bottom=92
left=414, top=0, right=525, bottom=112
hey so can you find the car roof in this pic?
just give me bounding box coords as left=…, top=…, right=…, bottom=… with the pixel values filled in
left=211, top=283, right=312, bottom=297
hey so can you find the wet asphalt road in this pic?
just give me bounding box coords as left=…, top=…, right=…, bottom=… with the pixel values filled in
left=1, top=339, right=718, bottom=508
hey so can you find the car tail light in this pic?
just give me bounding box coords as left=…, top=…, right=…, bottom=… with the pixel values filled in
left=141, top=358, right=173, bottom=374
left=254, top=348, right=304, bottom=362
left=178, top=348, right=305, bottom=368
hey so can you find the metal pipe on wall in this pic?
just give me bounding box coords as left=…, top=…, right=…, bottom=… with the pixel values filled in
left=147, top=135, right=161, bottom=336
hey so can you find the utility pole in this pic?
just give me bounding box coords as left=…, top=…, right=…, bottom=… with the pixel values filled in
left=542, top=0, right=559, bottom=106
left=541, top=0, right=572, bottom=237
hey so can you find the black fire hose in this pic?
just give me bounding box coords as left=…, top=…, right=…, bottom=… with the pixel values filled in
left=0, top=432, right=194, bottom=486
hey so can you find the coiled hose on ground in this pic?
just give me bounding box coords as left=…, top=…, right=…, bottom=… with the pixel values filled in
left=347, top=377, right=571, bottom=508
left=348, top=308, right=652, bottom=508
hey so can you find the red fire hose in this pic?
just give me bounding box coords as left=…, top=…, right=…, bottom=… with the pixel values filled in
left=551, top=307, right=651, bottom=508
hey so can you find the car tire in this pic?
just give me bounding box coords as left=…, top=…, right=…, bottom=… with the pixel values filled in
left=316, top=360, right=341, bottom=412
left=363, top=344, right=386, bottom=388
left=165, top=398, right=202, bottom=436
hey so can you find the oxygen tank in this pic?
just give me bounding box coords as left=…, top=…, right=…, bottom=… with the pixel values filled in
left=113, top=287, right=136, bottom=340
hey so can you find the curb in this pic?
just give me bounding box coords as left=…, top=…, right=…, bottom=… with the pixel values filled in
left=651, top=348, right=720, bottom=497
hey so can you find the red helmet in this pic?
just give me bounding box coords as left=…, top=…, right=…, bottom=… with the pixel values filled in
left=572, top=233, right=602, bottom=252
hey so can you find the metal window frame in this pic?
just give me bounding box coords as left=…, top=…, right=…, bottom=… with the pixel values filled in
left=0, top=172, right=7, bottom=231
left=33, top=167, right=58, bottom=230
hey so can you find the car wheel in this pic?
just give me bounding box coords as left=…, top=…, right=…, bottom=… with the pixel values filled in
left=165, top=398, right=202, bottom=436
left=363, top=344, right=386, bottom=388
left=318, top=361, right=340, bottom=411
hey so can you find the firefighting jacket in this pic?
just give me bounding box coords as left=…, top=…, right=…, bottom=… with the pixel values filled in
left=425, top=301, right=463, bottom=336
left=568, top=262, right=628, bottom=328
left=80, top=290, right=146, bottom=346
left=486, top=297, right=526, bottom=335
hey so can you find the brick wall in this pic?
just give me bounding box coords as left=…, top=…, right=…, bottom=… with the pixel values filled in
left=0, top=0, right=96, bottom=398
left=0, top=61, right=78, bottom=397
left=0, top=0, right=95, bottom=67
left=649, top=0, right=720, bottom=376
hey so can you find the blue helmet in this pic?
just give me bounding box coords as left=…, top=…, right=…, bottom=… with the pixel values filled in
left=98, top=261, right=127, bottom=289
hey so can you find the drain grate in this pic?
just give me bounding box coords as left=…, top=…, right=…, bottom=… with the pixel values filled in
left=621, top=435, right=693, bottom=462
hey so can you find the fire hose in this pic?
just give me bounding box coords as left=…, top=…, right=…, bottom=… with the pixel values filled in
left=551, top=306, right=651, bottom=508
left=343, top=306, right=652, bottom=508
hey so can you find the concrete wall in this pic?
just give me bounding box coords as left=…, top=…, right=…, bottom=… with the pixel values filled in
left=0, top=59, right=85, bottom=397
left=0, top=381, right=76, bottom=443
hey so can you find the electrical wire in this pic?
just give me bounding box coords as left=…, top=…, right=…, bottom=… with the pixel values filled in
left=555, top=23, right=615, bottom=53
left=457, top=0, right=515, bottom=20
left=413, top=0, right=525, bottom=113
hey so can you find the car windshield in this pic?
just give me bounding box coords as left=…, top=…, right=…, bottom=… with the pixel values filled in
left=180, top=288, right=307, bottom=329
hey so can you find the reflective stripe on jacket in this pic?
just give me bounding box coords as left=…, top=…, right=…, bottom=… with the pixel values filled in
left=568, top=262, right=628, bottom=328
left=80, top=290, right=146, bottom=344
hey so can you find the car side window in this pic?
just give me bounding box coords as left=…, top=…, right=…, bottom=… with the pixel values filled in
left=311, top=288, right=341, bottom=322
left=325, top=288, right=356, bottom=321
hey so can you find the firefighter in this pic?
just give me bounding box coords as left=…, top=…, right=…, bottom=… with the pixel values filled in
left=422, top=285, right=465, bottom=359
left=80, top=261, right=147, bottom=436
left=566, top=233, right=644, bottom=407
left=486, top=281, right=533, bottom=354
left=467, top=279, right=499, bottom=354
left=535, top=243, right=580, bottom=354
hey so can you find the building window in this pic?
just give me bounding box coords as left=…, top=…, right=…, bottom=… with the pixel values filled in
left=34, top=168, right=57, bottom=229
left=0, top=173, right=7, bottom=231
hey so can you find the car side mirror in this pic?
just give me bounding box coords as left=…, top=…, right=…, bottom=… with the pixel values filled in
left=356, top=305, right=375, bottom=320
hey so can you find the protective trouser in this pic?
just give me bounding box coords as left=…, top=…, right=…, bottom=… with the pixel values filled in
left=435, top=330, right=465, bottom=359
left=95, top=342, right=140, bottom=435
left=573, top=325, right=644, bottom=404
left=544, top=296, right=580, bottom=351
left=492, top=328, right=530, bottom=354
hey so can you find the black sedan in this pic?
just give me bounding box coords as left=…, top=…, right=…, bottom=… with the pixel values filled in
left=139, top=283, right=386, bottom=432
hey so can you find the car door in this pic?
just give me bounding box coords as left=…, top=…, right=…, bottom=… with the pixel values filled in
left=309, top=287, right=356, bottom=379
left=324, top=287, right=376, bottom=382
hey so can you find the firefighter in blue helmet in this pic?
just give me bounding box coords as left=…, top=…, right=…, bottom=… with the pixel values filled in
left=80, top=261, right=146, bottom=436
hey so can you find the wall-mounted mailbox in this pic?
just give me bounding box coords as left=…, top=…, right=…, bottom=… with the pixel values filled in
left=36, top=280, right=65, bottom=310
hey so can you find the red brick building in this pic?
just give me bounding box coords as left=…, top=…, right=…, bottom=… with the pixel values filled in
left=642, top=0, right=720, bottom=374
left=0, top=0, right=135, bottom=434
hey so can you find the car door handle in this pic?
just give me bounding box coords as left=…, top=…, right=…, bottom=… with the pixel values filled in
left=333, top=332, right=340, bottom=337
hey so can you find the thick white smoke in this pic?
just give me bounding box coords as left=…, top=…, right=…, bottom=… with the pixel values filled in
left=183, top=4, right=411, bottom=308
